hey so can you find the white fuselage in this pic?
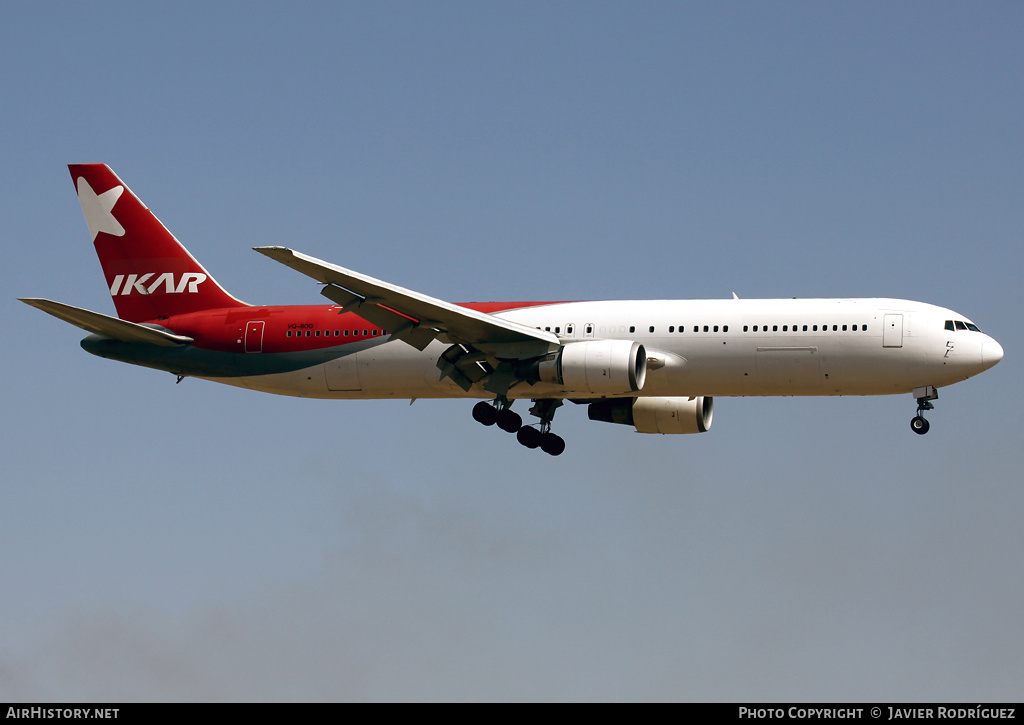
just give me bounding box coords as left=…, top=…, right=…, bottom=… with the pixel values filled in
left=213, top=298, right=1002, bottom=401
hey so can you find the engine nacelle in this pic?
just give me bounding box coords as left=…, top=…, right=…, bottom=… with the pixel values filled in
left=537, top=339, right=647, bottom=395
left=588, top=396, right=714, bottom=434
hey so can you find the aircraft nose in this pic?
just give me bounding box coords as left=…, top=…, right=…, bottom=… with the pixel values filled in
left=983, top=337, right=1004, bottom=370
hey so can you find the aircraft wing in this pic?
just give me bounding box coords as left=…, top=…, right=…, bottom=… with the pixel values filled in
left=19, top=298, right=194, bottom=347
left=254, top=246, right=559, bottom=357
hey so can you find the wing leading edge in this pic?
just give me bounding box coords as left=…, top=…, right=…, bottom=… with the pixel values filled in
left=253, top=246, right=559, bottom=358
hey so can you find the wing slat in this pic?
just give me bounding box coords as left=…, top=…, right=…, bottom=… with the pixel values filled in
left=254, top=246, right=559, bottom=352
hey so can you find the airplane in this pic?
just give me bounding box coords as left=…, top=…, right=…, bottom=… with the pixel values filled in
left=21, top=164, right=1004, bottom=456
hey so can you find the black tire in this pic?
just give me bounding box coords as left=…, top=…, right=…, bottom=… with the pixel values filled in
left=473, top=401, right=497, bottom=426
left=517, top=426, right=542, bottom=448
left=540, top=433, right=566, bottom=456
left=496, top=409, right=522, bottom=433
left=910, top=415, right=930, bottom=435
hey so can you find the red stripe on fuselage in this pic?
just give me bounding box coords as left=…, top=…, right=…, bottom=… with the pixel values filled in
left=139, top=300, right=570, bottom=353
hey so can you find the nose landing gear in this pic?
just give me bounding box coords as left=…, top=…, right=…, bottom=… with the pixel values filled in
left=910, top=386, right=938, bottom=435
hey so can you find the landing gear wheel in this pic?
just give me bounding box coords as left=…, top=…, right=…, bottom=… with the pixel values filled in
left=496, top=409, right=522, bottom=433
left=516, top=426, right=542, bottom=449
left=910, top=386, right=938, bottom=436
left=472, top=401, right=497, bottom=426
left=540, top=433, right=566, bottom=456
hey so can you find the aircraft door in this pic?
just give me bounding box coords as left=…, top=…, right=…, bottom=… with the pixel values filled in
left=326, top=354, right=362, bottom=391
left=244, top=321, right=265, bottom=353
left=883, top=314, right=904, bottom=348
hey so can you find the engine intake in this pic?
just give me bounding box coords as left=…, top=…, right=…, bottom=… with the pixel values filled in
left=537, top=339, right=646, bottom=395
left=588, top=396, right=714, bottom=434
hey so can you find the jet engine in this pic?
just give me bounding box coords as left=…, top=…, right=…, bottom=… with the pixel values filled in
left=535, top=339, right=647, bottom=395
left=588, top=396, right=713, bottom=434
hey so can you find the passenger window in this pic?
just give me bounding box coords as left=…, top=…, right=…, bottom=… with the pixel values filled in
left=802, top=325, right=808, bottom=331
left=693, top=326, right=698, bottom=333
left=629, top=326, right=635, bottom=333
left=744, top=325, right=749, bottom=332
left=713, top=325, right=719, bottom=332
left=669, top=326, right=675, bottom=333
left=703, top=325, right=709, bottom=332
left=842, top=325, right=847, bottom=331
left=783, top=325, right=788, bottom=332
left=723, top=325, right=729, bottom=332
left=773, top=325, right=778, bottom=332
left=649, top=326, right=655, bottom=333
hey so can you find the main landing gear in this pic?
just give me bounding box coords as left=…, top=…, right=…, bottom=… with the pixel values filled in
left=471, top=397, right=566, bottom=456
left=910, top=385, right=938, bottom=435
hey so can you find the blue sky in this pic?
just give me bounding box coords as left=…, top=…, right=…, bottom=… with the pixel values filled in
left=2, top=1, right=1022, bottom=701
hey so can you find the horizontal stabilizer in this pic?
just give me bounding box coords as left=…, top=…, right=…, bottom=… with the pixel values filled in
left=19, top=298, right=194, bottom=347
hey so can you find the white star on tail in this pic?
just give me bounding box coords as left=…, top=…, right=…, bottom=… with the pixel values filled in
left=76, top=177, right=125, bottom=240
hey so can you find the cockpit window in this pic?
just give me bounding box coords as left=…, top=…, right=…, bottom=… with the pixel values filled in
left=946, top=319, right=984, bottom=333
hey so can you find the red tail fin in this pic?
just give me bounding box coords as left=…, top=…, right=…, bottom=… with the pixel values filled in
left=69, top=164, right=247, bottom=322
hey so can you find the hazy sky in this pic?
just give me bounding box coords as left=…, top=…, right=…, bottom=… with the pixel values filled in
left=2, top=1, right=1022, bottom=701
